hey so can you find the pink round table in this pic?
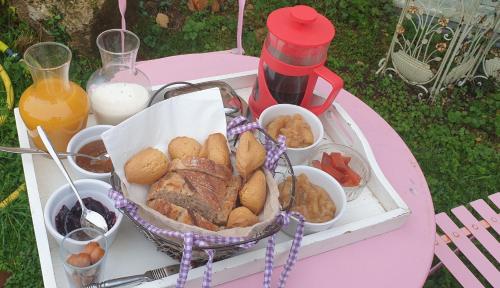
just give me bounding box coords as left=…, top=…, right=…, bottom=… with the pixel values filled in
left=137, top=51, right=436, bottom=288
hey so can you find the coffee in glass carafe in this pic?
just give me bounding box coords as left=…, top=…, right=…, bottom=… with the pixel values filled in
left=249, top=5, right=344, bottom=117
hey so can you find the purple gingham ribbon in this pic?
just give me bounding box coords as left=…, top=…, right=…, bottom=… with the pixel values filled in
left=109, top=190, right=304, bottom=288
left=109, top=190, right=251, bottom=288
left=278, top=212, right=305, bottom=288
left=263, top=212, right=305, bottom=288
left=227, top=116, right=260, bottom=138
left=264, top=135, right=286, bottom=173
left=263, top=233, right=276, bottom=288
left=227, top=116, right=286, bottom=173
left=202, top=249, right=214, bottom=287
left=177, top=232, right=193, bottom=287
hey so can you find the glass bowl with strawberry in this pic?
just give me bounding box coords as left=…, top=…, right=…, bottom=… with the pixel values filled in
left=310, top=143, right=371, bottom=201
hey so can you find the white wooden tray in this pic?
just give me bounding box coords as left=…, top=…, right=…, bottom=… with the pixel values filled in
left=15, top=70, right=410, bottom=288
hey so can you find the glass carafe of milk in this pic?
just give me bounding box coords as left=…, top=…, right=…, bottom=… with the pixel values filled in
left=87, top=29, right=151, bottom=125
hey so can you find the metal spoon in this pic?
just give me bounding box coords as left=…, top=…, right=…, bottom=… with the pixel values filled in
left=36, top=126, right=109, bottom=233
left=0, top=146, right=110, bottom=161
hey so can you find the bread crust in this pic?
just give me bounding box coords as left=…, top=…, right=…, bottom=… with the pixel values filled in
left=148, top=157, right=240, bottom=226
left=235, top=131, right=266, bottom=179
left=203, top=133, right=231, bottom=169
left=227, top=206, right=258, bottom=228
left=168, top=136, right=202, bottom=159
left=147, top=198, right=219, bottom=231
left=239, top=170, right=267, bottom=215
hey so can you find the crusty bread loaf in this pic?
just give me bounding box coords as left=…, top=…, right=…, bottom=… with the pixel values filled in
left=148, top=157, right=241, bottom=226
left=125, top=148, right=169, bottom=184
left=169, top=157, right=231, bottom=180
left=147, top=198, right=218, bottom=231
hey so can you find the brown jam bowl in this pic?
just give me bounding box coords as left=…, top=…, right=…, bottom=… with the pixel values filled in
left=75, top=140, right=112, bottom=173
left=67, top=125, right=113, bottom=181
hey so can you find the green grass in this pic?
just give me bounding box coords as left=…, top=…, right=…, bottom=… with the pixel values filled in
left=0, top=0, right=498, bottom=287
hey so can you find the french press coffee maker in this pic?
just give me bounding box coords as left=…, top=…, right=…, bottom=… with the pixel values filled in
left=249, top=5, right=344, bottom=117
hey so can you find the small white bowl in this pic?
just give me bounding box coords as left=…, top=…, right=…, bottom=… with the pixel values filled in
left=258, top=104, right=324, bottom=165
left=281, top=165, right=347, bottom=236
left=67, top=125, right=113, bottom=182
left=44, top=179, right=122, bottom=247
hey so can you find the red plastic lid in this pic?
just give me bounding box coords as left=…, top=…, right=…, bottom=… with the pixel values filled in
left=267, top=5, right=335, bottom=47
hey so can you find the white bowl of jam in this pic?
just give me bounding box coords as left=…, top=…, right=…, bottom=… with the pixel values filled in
left=44, top=179, right=123, bottom=247
left=67, top=125, right=113, bottom=182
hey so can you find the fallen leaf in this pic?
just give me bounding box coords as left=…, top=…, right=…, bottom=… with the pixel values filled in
left=187, top=0, right=208, bottom=12
left=156, top=13, right=169, bottom=28
left=211, top=0, right=220, bottom=12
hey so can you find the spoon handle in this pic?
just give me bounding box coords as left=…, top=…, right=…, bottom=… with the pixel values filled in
left=0, top=146, right=101, bottom=160
left=36, top=127, right=85, bottom=209
left=0, top=146, right=48, bottom=155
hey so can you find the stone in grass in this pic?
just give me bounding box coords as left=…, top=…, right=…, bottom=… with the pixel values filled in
left=156, top=13, right=169, bottom=29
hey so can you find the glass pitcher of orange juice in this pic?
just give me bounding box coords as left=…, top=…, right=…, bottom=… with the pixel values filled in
left=19, top=42, right=89, bottom=152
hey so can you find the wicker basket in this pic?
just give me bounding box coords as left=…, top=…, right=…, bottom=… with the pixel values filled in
left=110, top=81, right=296, bottom=262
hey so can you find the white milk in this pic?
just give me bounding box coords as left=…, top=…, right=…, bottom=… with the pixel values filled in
left=90, top=82, right=150, bottom=125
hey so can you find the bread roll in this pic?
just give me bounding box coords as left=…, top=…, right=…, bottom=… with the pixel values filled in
left=239, top=170, right=267, bottom=215
left=125, top=148, right=169, bottom=184
left=236, top=131, right=266, bottom=179
left=168, top=137, right=202, bottom=160
left=202, top=133, right=231, bottom=169
left=227, top=206, right=258, bottom=228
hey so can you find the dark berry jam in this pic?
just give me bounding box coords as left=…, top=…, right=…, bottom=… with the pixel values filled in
left=55, top=197, right=116, bottom=235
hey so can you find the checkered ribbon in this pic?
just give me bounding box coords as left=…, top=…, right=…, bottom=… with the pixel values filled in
left=264, top=135, right=286, bottom=173
left=227, top=116, right=286, bottom=173
left=227, top=116, right=260, bottom=137
left=109, top=158, right=303, bottom=288
left=263, top=212, right=305, bottom=288
left=109, top=190, right=262, bottom=288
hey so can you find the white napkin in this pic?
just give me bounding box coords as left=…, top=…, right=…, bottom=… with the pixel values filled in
left=101, top=88, right=226, bottom=205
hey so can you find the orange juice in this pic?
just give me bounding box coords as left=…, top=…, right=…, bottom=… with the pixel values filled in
left=19, top=78, right=89, bottom=151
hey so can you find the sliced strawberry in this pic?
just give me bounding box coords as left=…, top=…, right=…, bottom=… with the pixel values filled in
left=312, top=160, right=322, bottom=169
left=323, top=165, right=345, bottom=182
left=343, top=177, right=356, bottom=187
left=331, top=153, right=348, bottom=173
left=321, top=152, right=332, bottom=166
left=342, top=156, right=351, bottom=165
left=343, top=168, right=361, bottom=187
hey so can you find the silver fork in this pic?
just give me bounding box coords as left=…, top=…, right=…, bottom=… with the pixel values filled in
left=83, top=264, right=180, bottom=288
